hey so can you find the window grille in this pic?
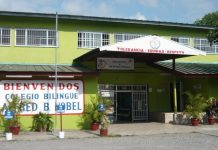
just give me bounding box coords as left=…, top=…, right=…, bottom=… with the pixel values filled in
left=0, top=28, right=10, bottom=46
left=194, top=38, right=218, bottom=54
left=78, top=31, right=109, bottom=48
left=114, top=33, right=145, bottom=43
left=15, top=28, right=57, bottom=47
left=171, top=36, right=190, bottom=46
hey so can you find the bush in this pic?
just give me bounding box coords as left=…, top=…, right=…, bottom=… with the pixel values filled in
left=32, top=112, right=53, bottom=132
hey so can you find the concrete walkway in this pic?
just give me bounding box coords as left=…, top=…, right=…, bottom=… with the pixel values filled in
left=1, top=122, right=218, bottom=141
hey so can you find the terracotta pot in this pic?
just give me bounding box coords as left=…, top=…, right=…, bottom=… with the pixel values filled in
left=10, top=126, right=20, bottom=135
left=208, top=117, right=216, bottom=125
left=191, top=118, right=199, bottom=126
left=91, top=122, right=99, bottom=131
left=37, top=125, right=46, bottom=132
left=100, top=128, right=108, bottom=136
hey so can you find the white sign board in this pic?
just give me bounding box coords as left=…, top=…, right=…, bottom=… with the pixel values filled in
left=0, top=80, right=84, bottom=115
left=97, top=57, right=134, bottom=70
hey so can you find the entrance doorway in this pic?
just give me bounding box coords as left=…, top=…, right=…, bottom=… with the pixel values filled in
left=98, top=84, right=148, bottom=122
left=117, top=92, right=132, bottom=121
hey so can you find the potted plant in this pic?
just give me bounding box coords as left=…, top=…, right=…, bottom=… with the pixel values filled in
left=31, top=112, right=54, bottom=132
left=206, top=97, right=217, bottom=125
left=0, top=95, right=32, bottom=135
left=100, top=114, right=110, bottom=136
left=184, top=91, right=208, bottom=126
left=84, top=96, right=103, bottom=130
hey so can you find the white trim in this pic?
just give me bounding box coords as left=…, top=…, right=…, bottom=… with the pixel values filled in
left=6, top=75, right=32, bottom=78
left=78, top=31, right=110, bottom=48
left=0, top=27, right=11, bottom=46
left=15, top=28, right=57, bottom=47
left=194, top=38, right=218, bottom=54
left=114, top=33, right=145, bottom=43
left=49, top=75, right=75, bottom=78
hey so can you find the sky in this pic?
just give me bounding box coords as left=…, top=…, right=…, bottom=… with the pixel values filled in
left=0, top=0, right=217, bottom=24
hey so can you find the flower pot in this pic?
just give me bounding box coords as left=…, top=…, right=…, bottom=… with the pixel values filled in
left=91, top=122, right=99, bottom=131
left=10, top=126, right=20, bottom=135
left=208, top=117, right=216, bottom=125
left=100, top=128, right=108, bottom=136
left=37, top=124, right=46, bottom=132
left=191, top=118, right=199, bottom=126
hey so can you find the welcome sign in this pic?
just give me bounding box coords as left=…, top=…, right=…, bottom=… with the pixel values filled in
left=0, top=80, right=84, bottom=115
left=97, top=57, right=134, bottom=70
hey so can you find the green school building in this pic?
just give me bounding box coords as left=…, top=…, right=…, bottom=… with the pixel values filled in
left=0, top=11, right=218, bottom=130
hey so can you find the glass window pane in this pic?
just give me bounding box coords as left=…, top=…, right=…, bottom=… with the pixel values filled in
left=194, top=38, right=218, bottom=54
left=0, top=28, right=10, bottom=46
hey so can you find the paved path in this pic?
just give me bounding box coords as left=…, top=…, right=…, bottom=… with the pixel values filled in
left=1, top=132, right=218, bottom=150
left=1, top=122, right=218, bottom=141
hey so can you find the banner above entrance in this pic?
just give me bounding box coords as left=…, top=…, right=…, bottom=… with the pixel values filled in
left=74, top=35, right=206, bottom=63
left=99, top=35, right=206, bottom=56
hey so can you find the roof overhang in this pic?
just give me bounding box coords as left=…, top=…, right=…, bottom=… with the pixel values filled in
left=74, top=35, right=206, bottom=63
left=0, top=64, right=96, bottom=79
left=152, top=62, right=218, bottom=77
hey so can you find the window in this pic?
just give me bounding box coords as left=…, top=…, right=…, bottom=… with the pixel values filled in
left=114, top=33, right=145, bottom=43
left=171, top=36, right=190, bottom=46
left=15, top=28, right=57, bottom=47
left=194, top=38, right=218, bottom=54
left=78, top=31, right=109, bottom=48
left=0, top=28, right=10, bottom=46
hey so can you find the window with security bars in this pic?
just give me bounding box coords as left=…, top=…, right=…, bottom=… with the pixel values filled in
left=78, top=32, right=109, bottom=48
left=0, top=28, right=10, bottom=46
left=114, top=33, right=145, bottom=43
left=15, top=29, right=57, bottom=47
left=171, top=36, right=190, bottom=46
left=194, top=38, right=218, bottom=54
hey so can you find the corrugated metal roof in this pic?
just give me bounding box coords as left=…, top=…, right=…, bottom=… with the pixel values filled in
left=155, top=62, right=218, bottom=75
left=0, top=11, right=215, bottom=30
left=0, top=64, right=95, bottom=74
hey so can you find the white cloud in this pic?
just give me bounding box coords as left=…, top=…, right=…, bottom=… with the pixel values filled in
left=154, top=16, right=161, bottom=21
left=0, top=0, right=55, bottom=13
left=137, top=0, right=158, bottom=7
left=131, top=12, right=147, bottom=20
left=59, top=0, right=114, bottom=17
left=60, top=0, right=86, bottom=14
left=97, top=3, right=113, bottom=16
left=177, top=0, right=217, bottom=23
left=114, top=0, right=131, bottom=4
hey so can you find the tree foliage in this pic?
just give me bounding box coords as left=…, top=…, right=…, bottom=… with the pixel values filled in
left=194, top=11, right=218, bottom=26
left=184, top=91, right=208, bottom=119
left=194, top=11, right=218, bottom=44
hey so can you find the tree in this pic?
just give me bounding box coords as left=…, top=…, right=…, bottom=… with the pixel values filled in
left=194, top=11, right=218, bottom=44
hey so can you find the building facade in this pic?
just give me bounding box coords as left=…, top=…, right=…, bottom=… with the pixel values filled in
left=0, top=11, right=218, bottom=130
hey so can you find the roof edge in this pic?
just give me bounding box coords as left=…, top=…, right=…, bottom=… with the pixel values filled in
left=0, top=11, right=215, bottom=30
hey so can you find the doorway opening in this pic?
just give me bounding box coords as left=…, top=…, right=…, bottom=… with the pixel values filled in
left=98, top=84, right=148, bottom=122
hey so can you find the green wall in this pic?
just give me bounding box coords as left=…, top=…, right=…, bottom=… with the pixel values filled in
left=98, top=63, right=173, bottom=112
left=182, top=77, right=209, bottom=99
left=208, top=78, right=218, bottom=99
left=0, top=15, right=214, bottom=65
